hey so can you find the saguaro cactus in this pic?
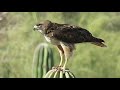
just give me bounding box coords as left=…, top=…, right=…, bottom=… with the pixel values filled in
left=44, top=67, right=75, bottom=78
left=33, top=43, right=54, bottom=78
left=32, top=43, right=76, bottom=78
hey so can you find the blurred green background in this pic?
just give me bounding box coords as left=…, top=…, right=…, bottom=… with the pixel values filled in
left=0, top=12, right=120, bottom=78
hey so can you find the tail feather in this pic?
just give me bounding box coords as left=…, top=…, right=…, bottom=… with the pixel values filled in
left=91, top=37, right=107, bottom=47
left=92, top=37, right=105, bottom=43
left=91, top=42, right=107, bottom=47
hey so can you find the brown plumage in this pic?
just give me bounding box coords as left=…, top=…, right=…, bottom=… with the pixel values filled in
left=33, top=20, right=106, bottom=69
left=52, top=26, right=106, bottom=46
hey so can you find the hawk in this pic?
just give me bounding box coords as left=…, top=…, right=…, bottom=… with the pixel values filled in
left=33, top=20, right=106, bottom=69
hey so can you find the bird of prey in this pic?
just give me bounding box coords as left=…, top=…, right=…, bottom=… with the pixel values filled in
left=33, top=20, right=106, bottom=69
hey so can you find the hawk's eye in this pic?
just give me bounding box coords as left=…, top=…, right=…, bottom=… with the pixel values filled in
left=46, top=30, right=52, bottom=34
left=36, top=24, right=41, bottom=26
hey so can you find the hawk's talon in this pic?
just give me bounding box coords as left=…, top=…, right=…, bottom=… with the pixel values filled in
left=52, top=66, right=56, bottom=70
left=52, top=66, right=63, bottom=70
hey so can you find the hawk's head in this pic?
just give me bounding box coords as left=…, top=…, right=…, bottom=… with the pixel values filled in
left=33, top=20, right=52, bottom=34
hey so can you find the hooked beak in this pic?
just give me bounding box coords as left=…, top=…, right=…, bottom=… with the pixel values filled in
left=33, top=25, right=39, bottom=31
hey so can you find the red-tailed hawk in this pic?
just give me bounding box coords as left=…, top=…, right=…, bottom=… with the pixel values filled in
left=33, top=20, right=106, bottom=69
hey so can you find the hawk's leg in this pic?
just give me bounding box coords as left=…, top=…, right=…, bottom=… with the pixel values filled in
left=61, top=43, right=74, bottom=70
left=57, top=45, right=64, bottom=67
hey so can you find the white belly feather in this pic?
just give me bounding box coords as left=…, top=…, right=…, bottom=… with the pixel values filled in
left=44, top=35, right=60, bottom=45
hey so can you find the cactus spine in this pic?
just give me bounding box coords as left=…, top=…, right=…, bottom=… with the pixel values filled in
left=33, top=43, right=54, bottom=78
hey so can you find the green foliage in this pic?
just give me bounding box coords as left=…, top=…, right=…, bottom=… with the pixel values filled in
left=0, top=12, right=120, bottom=78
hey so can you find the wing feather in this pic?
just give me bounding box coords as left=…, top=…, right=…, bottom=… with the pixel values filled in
left=52, top=26, right=93, bottom=43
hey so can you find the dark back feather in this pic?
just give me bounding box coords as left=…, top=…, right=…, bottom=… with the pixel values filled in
left=43, top=20, right=105, bottom=44
left=52, top=26, right=94, bottom=43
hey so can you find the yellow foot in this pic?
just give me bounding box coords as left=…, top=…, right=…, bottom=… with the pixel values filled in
left=52, top=66, right=62, bottom=70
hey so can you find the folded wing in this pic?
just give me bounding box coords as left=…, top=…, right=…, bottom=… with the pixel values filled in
left=52, top=26, right=95, bottom=43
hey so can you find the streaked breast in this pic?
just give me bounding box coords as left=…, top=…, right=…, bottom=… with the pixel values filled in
left=44, top=35, right=60, bottom=45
